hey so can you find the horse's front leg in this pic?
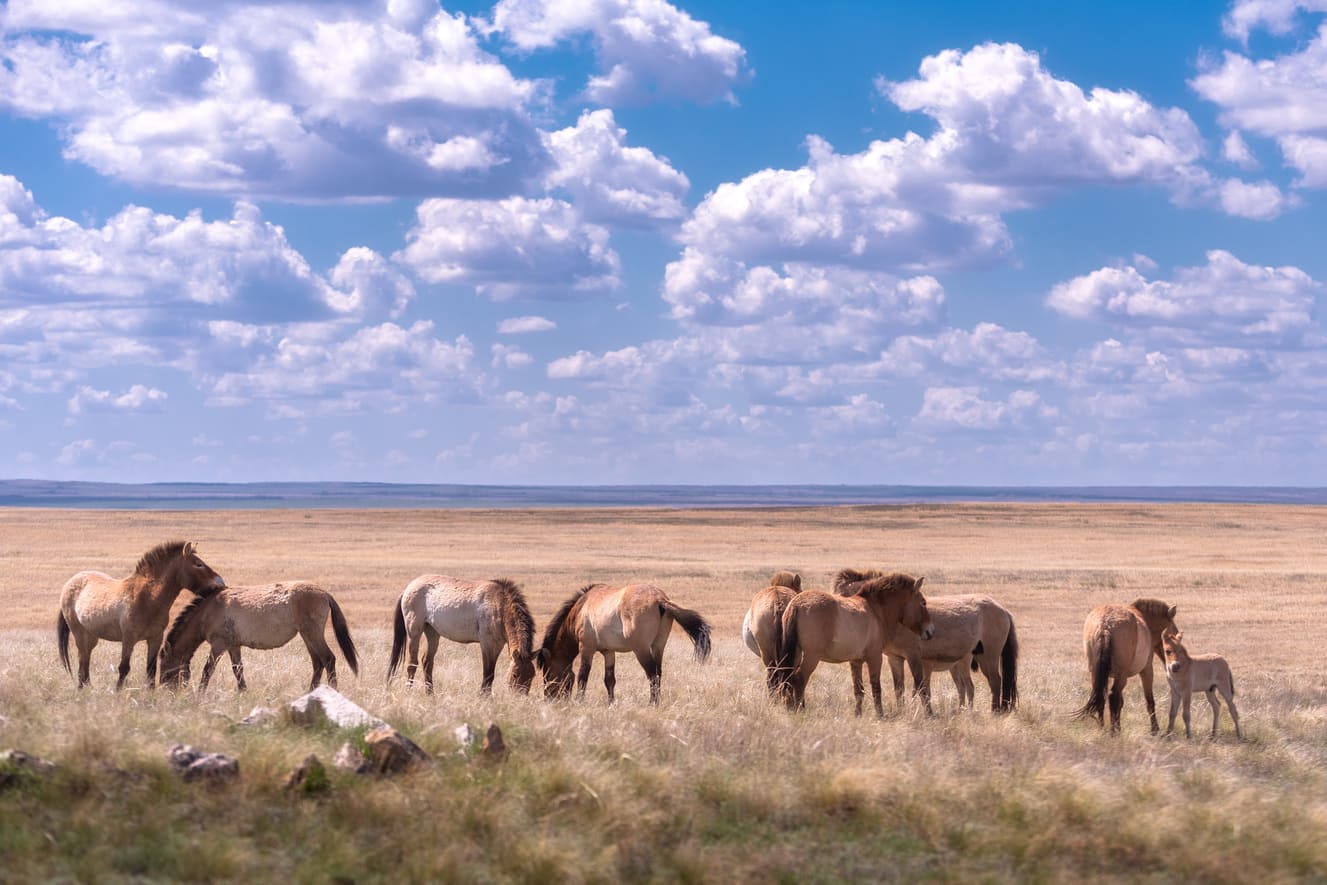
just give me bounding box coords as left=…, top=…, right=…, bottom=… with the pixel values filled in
left=1165, top=683, right=1181, bottom=736
left=576, top=650, right=595, bottom=701
left=115, top=641, right=135, bottom=691
left=145, top=634, right=163, bottom=689
left=909, top=656, right=933, bottom=715
left=887, top=655, right=905, bottom=705
left=1140, top=663, right=1159, bottom=734
left=866, top=655, right=885, bottom=719
left=850, top=660, right=865, bottom=716
left=479, top=643, right=500, bottom=696
left=199, top=646, right=224, bottom=692
left=229, top=648, right=246, bottom=691
left=1182, top=691, right=1193, bottom=738
left=603, top=651, right=616, bottom=703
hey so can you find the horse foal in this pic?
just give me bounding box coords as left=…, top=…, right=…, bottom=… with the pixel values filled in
left=1161, top=630, right=1242, bottom=740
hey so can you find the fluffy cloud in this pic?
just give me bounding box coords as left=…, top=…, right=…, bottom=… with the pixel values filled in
left=1046, top=250, right=1320, bottom=346
left=543, top=109, right=689, bottom=226
left=67, top=384, right=167, bottom=415
left=497, top=315, right=557, bottom=333
left=1222, top=0, right=1327, bottom=40
left=878, top=323, right=1064, bottom=384
left=396, top=196, right=620, bottom=299
left=0, top=0, right=546, bottom=199
left=916, top=386, right=1051, bottom=430
left=488, top=0, right=750, bottom=105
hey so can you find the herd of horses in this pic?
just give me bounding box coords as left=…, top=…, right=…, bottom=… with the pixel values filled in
left=51, top=540, right=1242, bottom=738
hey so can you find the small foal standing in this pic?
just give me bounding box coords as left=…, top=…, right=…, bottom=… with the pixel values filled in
left=56, top=540, right=226, bottom=689
left=1161, top=629, right=1242, bottom=740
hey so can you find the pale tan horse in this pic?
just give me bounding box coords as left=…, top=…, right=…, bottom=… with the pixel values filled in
left=1161, top=629, right=1242, bottom=740
left=775, top=573, right=933, bottom=717
left=538, top=583, right=712, bottom=704
left=158, top=582, right=359, bottom=692
left=387, top=575, right=536, bottom=695
left=56, top=540, right=226, bottom=689
left=740, top=571, right=803, bottom=695
left=1074, top=598, right=1178, bottom=733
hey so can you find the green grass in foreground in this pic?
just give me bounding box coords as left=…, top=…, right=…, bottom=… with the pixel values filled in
left=3, top=630, right=1327, bottom=883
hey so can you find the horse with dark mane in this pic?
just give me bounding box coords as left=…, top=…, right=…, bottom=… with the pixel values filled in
left=56, top=540, right=226, bottom=689
left=1074, top=597, right=1178, bottom=733
left=388, top=575, right=536, bottom=695
left=835, top=568, right=1019, bottom=713
left=158, top=582, right=358, bottom=692
left=741, top=571, right=803, bottom=695
left=538, top=582, right=711, bottom=704
left=776, top=571, right=933, bottom=717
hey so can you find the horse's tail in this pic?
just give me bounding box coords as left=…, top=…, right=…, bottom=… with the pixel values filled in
left=328, top=595, right=359, bottom=677
left=1000, top=620, right=1019, bottom=712
left=386, top=596, right=407, bottom=683
left=970, top=640, right=984, bottom=671
left=774, top=607, right=801, bottom=693
left=765, top=602, right=788, bottom=694
left=1073, top=632, right=1111, bottom=722
left=56, top=610, right=72, bottom=675
left=661, top=601, right=712, bottom=663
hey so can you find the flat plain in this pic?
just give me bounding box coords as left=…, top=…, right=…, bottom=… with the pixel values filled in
left=2, top=504, right=1326, bottom=882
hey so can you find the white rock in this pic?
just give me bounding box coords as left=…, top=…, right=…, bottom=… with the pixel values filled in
left=286, top=686, right=386, bottom=730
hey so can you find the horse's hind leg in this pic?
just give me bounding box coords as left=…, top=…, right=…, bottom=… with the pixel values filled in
left=73, top=629, right=97, bottom=689
left=421, top=625, right=440, bottom=695
left=633, top=650, right=661, bottom=705
left=1206, top=689, right=1222, bottom=740
left=850, top=661, right=865, bottom=717
left=1222, top=685, right=1242, bottom=740
left=229, top=648, right=246, bottom=691
left=200, top=646, right=224, bottom=692
left=1140, top=665, right=1159, bottom=734
left=302, top=632, right=337, bottom=691
left=866, top=656, right=885, bottom=719
left=1108, top=676, right=1126, bottom=734
left=978, top=655, right=1000, bottom=711
left=603, top=651, right=616, bottom=704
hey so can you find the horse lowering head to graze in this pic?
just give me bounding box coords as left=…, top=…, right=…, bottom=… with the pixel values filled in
left=882, top=594, right=1019, bottom=714
left=387, top=576, right=536, bottom=695
left=1161, top=629, right=1242, bottom=740
left=1074, top=597, right=1178, bottom=734
left=775, top=572, right=931, bottom=717
left=741, top=571, right=804, bottom=696
left=56, top=540, right=226, bottom=689
left=537, top=582, right=711, bottom=705
left=159, top=582, right=358, bottom=693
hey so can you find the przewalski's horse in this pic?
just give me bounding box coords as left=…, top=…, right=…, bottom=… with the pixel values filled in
left=538, top=583, right=712, bottom=704
left=1074, top=598, right=1178, bottom=734
left=776, top=572, right=933, bottom=717
left=158, top=582, right=358, bottom=692
left=741, top=571, right=803, bottom=695
left=835, top=570, right=1019, bottom=713
left=1161, top=629, right=1242, bottom=740
left=56, top=540, right=226, bottom=689
left=387, top=575, right=536, bottom=695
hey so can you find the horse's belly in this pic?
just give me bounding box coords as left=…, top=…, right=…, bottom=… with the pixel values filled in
left=822, top=636, right=868, bottom=664
left=428, top=610, right=482, bottom=644
left=73, top=594, right=127, bottom=642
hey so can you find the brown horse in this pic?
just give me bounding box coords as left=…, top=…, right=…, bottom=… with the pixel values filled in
left=1161, top=629, right=1242, bottom=740
left=387, top=575, right=536, bottom=695
left=537, top=583, right=712, bottom=704
left=56, top=540, right=226, bottom=689
left=741, top=571, right=803, bottom=695
left=158, top=582, right=359, bottom=692
left=1074, top=598, right=1178, bottom=733
left=836, top=569, right=1018, bottom=713
left=775, top=572, right=933, bottom=717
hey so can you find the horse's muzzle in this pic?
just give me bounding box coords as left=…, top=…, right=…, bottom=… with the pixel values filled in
left=922, top=624, right=935, bottom=640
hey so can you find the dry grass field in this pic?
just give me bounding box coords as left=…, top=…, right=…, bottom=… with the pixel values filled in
left=2, top=504, right=1327, bottom=882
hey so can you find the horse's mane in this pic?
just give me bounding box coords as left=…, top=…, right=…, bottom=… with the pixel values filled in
left=833, top=567, right=884, bottom=595
left=135, top=540, right=192, bottom=577
left=537, top=585, right=595, bottom=671
left=849, top=573, right=919, bottom=601
left=164, top=593, right=211, bottom=648
left=1131, top=598, right=1175, bottom=620
left=491, top=577, right=535, bottom=657
left=769, top=571, right=802, bottom=592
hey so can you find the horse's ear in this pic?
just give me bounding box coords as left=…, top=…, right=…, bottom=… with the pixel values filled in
left=184, top=541, right=197, bottom=556
left=914, top=576, right=925, bottom=591
left=1167, top=604, right=1178, bottom=619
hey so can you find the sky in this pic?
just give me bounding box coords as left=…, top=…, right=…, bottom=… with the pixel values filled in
left=1, top=0, right=1326, bottom=486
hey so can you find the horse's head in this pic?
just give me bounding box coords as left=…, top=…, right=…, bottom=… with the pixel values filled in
left=1161, top=628, right=1188, bottom=675
left=902, top=575, right=934, bottom=640
left=509, top=651, right=536, bottom=694
left=536, top=646, right=574, bottom=699
left=157, top=640, right=190, bottom=688
left=1132, top=598, right=1178, bottom=660
left=179, top=542, right=227, bottom=597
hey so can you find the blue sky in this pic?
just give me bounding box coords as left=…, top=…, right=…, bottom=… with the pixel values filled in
left=1, top=0, right=1326, bottom=485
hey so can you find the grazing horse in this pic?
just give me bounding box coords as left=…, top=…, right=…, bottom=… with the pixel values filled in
left=56, top=540, right=226, bottom=689
left=1074, top=598, right=1178, bottom=734
left=776, top=572, right=933, bottom=717
left=1161, top=629, right=1242, bottom=740
left=387, top=575, right=536, bottom=695
left=538, top=583, right=712, bottom=704
left=740, top=571, right=803, bottom=695
left=158, top=582, right=358, bottom=692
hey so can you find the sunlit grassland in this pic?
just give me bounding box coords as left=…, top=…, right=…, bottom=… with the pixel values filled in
left=2, top=504, right=1326, bottom=882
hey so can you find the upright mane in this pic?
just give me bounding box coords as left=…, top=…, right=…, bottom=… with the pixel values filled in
left=491, top=577, right=535, bottom=657
left=833, top=567, right=884, bottom=595
left=537, top=585, right=595, bottom=670
left=1131, top=598, right=1176, bottom=620
left=135, top=540, right=192, bottom=577
left=769, top=571, right=802, bottom=592
left=164, top=593, right=212, bottom=648
left=849, top=572, right=920, bottom=601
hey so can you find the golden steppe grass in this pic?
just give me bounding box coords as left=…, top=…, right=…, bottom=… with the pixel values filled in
left=2, top=503, right=1327, bottom=882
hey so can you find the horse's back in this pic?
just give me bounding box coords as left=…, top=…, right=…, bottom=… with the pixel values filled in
left=403, top=575, right=495, bottom=643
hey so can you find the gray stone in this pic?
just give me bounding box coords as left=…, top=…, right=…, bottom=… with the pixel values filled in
left=0, top=749, right=58, bottom=789
left=453, top=723, right=477, bottom=752
left=239, top=706, right=277, bottom=727
left=332, top=742, right=369, bottom=774
left=286, top=686, right=386, bottom=730
left=167, top=744, right=239, bottom=783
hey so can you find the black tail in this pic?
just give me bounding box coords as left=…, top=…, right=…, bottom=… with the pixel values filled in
left=662, top=601, right=712, bottom=662
left=328, top=596, right=359, bottom=677
left=773, top=607, right=801, bottom=695
left=999, top=621, right=1019, bottom=712
left=386, top=597, right=407, bottom=683
left=1073, top=633, right=1111, bottom=723
left=56, top=611, right=71, bottom=675
left=971, top=640, right=984, bottom=672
